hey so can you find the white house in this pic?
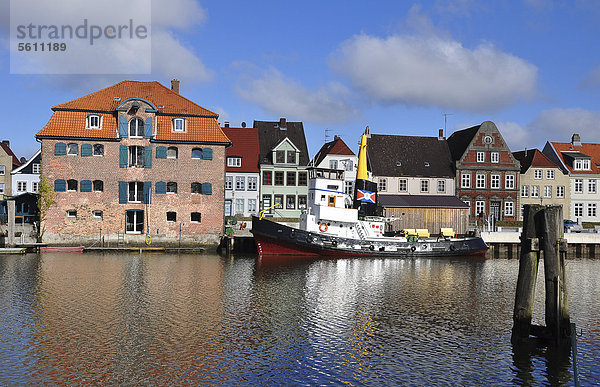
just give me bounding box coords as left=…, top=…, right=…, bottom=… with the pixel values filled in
left=310, top=135, right=358, bottom=202
left=11, top=149, right=41, bottom=195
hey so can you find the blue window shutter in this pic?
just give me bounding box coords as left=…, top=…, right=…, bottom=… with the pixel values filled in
left=119, top=145, right=128, bottom=168
left=80, top=180, right=92, bottom=192
left=143, top=182, right=151, bottom=204
left=119, top=116, right=128, bottom=138
left=155, top=181, right=166, bottom=194
left=54, top=179, right=66, bottom=192
left=144, top=146, right=152, bottom=168
left=202, top=147, right=213, bottom=160
left=156, top=146, right=167, bottom=159
left=54, top=142, right=66, bottom=155
left=144, top=117, right=153, bottom=138
left=118, top=181, right=127, bottom=204
left=81, top=144, right=92, bottom=157
left=202, top=182, right=212, bottom=195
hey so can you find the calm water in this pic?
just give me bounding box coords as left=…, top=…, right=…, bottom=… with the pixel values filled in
left=0, top=253, right=598, bottom=385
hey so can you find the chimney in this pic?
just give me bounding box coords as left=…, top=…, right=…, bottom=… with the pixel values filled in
left=279, top=117, right=287, bottom=130
left=572, top=133, right=582, bottom=147
left=224, top=121, right=230, bottom=128
left=2, top=140, right=9, bottom=147
left=438, top=129, right=444, bottom=140
left=171, top=79, right=180, bottom=94
left=241, top=121, right=246, bottom=128
left=334, top=135, right=340, bottom=141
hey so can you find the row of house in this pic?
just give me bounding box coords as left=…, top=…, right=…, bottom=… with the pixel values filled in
left=2, top=79, right=599, bottom=246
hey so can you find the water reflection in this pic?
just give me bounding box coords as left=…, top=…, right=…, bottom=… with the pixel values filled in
left=0, top=253, right=598, bottom=384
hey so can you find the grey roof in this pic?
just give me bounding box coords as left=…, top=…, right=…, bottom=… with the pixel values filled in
left=378, top=195, right=469, bottom=209
left=367, top=134, right=455, bottom=178
left=446, top=124, right=480, bottom=161
left=254, top=120, right=310, bottom=166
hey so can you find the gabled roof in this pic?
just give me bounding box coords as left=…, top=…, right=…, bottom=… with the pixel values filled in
left=52, top=80, right=218, bottom=117
left=0, top=142, right=21, bottom=168
left=254, top=119, right=310, bottom=166
left=311, top=136, right=355, bottom=167
left=222, top=127, right=260, bottom=173
left=36, top=80, right=230, bottom=144
left=512, top=149, right=561, bottom=174
left=367, top=134, right=454, bottom=178
left=11, top=149, right=41, bottom=174
left=447, top=125, right=480, bottom=161
left=378, top=194, right=469, bottom=208
left=548, top=141, right=600, bottom=174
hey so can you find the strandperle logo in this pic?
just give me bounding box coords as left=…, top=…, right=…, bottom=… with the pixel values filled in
left=15, top=19, right=149, bottom=45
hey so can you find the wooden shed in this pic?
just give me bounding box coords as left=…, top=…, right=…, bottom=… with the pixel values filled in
left=379, top=194, right=470, bottom=235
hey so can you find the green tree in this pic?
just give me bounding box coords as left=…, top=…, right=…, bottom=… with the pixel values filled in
left=37, top=171, right=56, bottom=242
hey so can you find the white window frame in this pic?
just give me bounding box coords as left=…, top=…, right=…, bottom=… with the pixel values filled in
left=235, top=176, right=245, bottom=191
left=398, top=179, right=407, bottom=192
left=16, top=181, right=27, bottom=192
left=544, top=185, right=552, bottom=198
left=531, top=185, right=540, bottom=198
left=476, top=174, right=486, bottom=189
left=574, top=202, right=583, bottom=218
left=505, top=174, right=515, bottom=189
left=521, top=185, right=529, bottom=197
left=32, top=181, right=39, bottom=193
left=378, top=178, right=387, bottom=192
left=235, top=199, right=244, bottom=214
left=574, top=179, right=583, bottom=194
left=461, top=173, right=471, bottom=188
left=437, top=180, right=445, bottom=193
left=86, top=114, right=102, bottom=129
left=248, top=177, right=258, bottom=191
left=128, top=182, right=144, bottom=203
left=588, top=203, right=597, bottom=218
left=129, top=118, right=144, bottom=138
left=504, top=201, right=514, bottom=217
left=247, top=199, right=257, bottom=213
left=329, top=160, right=338, bottom=170
left=420, top=180, right=429, bottom=193
left=0, top=183, right=4, bottom=194
left=0, top=166, right=4, bottom=175
left=490, top=175, right=500, bottom=189
left=67, top=210, right=77, bottom=218
left=173, top=118, right=185, bottom=132
left=475, top=200, right=485, bottom=216
left=225, top=176, right=233, bottom=190
left=589, top=179, right=597, bottom=194
left=491, top=152, right=499, bottom=163
left=227, top=157, right=242, bottom=167
left=476, top=152, right=485, bottom=163
left=557, top=186, right=565, bottom=198
left=67, top=143, right=78, bottom=156
left=32, top=164, right=41, bottom=174
left=546, top=170, right=555, bottom=179
left=534, top=169, right=542, bottom=179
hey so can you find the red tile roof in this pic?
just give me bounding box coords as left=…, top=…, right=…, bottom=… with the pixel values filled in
left=550, top=142, right=600, bottom=174
left=223, top=127, right=260, bottom=173
left=0, top=142, right=21, bottom=167
left=312, top=136, right=355, bottom=167
left=513, top=149, right=560, bottom=173
left=36, top=81, right=230, bottom=143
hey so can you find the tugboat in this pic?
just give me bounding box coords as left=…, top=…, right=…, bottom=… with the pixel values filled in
left=251, top=129, right=488, bottom=258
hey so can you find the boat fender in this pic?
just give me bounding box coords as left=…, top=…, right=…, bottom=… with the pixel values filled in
left=410, top=246, right=416, bottom=252
left=332, top=240, right=337, bottom=247
left=449, top=245, right=456, bottom=251
left=369, top=245, right=375, bottom=251
left=290, top=231, right=295, bottom=239
left=319, top=223, right=328, bottom=232
left=307, top=235, right=313, bottom=243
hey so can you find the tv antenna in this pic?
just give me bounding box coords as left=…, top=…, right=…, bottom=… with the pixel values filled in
left=324, top=129, right=332, bottom=143
left=443, top=113, right=453, bottom=137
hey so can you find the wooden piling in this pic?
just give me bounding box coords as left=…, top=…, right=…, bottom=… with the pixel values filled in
left=7, top=200, right=15, bottom=248
left=512, top=204, right=543, bottom=342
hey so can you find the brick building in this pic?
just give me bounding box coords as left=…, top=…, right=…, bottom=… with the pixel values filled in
left=0, top=140, right=21, bottom=200
left=35, top=80, right=231, bottom=246
left=447, top=121, right=520, bottom=222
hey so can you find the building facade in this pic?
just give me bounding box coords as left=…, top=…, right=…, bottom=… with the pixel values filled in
left=0, top=140, right=21, bottom=200
left=223, top=125, right=260, bottom=218
left=513, top=149, right=570, bottom=220
left=447, top=121, right=520, bottom=221
left=255, top=118, right=310, bottom=218
left=543, top=134, right=600, bottom=222
left=310, top=135, right=357, bottom=205
left=11, top=149, right=41, bottom=195
left=35, top=80, right=230, bottom=246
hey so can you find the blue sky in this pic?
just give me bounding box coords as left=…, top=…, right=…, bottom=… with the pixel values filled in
left=2, top=0, right=600, bottom=161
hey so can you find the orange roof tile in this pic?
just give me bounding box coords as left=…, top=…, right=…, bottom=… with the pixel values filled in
left=37, top=111, right=118, bottom=139
left=53, top=80, right=218, bottom=116
left=551, top=142, right=600, bottom=174
left=36, top=80, right=230, bottom=144
left=155, top=116, right=230, bottom=143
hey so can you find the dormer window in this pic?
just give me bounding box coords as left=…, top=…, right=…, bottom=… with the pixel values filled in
left=275, top=150, right=285, bottom=164
left=227, top=157, right=241, bottom=167
left=173, top=118, right=185, bottom=132
left=574, top=159, right=590, bottom=170
left=86, top=114, right=101, bottom=129
left=287, top=151, right=296, bottom=164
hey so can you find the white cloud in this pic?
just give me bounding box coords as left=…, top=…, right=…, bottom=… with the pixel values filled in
left=330, top=33, right=538, bottom=112
left=495, top=121, right=533, bottom=151
left=529, top=108, right=600, bottom=143
left=8, top=0, right=211, bottom=84
left=236, top=67, right=359, bottom=124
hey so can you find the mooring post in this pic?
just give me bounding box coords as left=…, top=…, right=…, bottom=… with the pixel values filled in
left=7, top=199, right=16, bottom=248
left=512, top=204, right=544, bottom=342
left=543, top=205, right=571, bottom=344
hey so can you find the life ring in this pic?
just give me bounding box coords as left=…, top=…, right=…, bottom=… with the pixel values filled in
left=319, top=223, right=328, bottom=232
left=145, top=234, right=151, bottom=245
left=369, top=245, right=375, bottom=251
left=410, top=246, right=416, bottom=252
